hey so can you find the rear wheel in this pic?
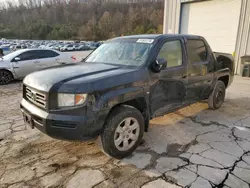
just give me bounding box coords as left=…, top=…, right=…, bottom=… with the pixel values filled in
left=0, top=70, right=13, bottom=85
left=208, top=80, right=226, bottom=110
left=97, top=105, right=145, bottom=159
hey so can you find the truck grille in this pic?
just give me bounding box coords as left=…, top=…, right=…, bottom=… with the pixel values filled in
left=26, top=87, right=46, bottom=108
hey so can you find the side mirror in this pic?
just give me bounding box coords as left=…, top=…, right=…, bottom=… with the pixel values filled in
left=151, top=59, right=167, bottom=73
left=14, top=57, right=21, bottom=62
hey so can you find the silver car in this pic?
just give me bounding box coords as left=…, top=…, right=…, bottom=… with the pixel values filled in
left=0, top=49, right=76, bottom=84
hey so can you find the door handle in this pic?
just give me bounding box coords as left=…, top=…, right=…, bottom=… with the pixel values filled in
left=182, top=75, right=187, bottom=79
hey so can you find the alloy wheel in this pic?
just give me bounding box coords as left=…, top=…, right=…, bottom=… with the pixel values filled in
left=114, top=117, right=140, bottom=151
left=0, top=71, right=12, bottom=85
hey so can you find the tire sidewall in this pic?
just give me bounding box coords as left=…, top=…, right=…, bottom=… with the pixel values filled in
left=101, top=106, right=145, bottom=159
left=0, top=70, right=13, bottom=85
left=210, top=81, right=226, bottom=109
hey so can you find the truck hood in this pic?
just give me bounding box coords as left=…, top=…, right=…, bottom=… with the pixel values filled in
left=23, top=63, right=148, bottom=93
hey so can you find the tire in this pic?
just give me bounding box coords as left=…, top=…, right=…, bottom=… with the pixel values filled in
left=208, top=80, right=226, bottom=110
left=0, top=70, right=13, bottom=85
left=97, top=105, right=145, bottom=159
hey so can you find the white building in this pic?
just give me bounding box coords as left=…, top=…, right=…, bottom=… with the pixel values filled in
left=163, top=0, right=250, bottom=74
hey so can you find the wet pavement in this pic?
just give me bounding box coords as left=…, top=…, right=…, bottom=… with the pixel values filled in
left=0, top=76, right=250, bottom=188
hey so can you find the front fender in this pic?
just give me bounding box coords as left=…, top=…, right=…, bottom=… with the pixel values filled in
left=93, top=87, right=145, bottom=111
left=215, top=68, right=233, bottom=87
left=216, top=68, right=231, bottom=77
left=0, top=64, right=16, bottom=78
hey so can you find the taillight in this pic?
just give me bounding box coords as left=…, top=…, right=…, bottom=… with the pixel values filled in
left=71, top=56, right=76, bottom=61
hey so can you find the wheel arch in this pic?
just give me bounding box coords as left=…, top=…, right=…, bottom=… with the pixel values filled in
left=0, top=69, right=14, bottom=80
left=104, top=97, right=150, bottom=132
left=218, top=75, right=229, bottom=88
left=215, top=68, right=231, bottom=88
left=0, top=68, right=13, bottom=74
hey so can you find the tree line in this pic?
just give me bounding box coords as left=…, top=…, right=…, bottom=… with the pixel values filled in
left=0, top=0, right=164, bottom=41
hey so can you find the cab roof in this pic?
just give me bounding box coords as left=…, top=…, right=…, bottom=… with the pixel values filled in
left=115, top=34, right=202, bottom=40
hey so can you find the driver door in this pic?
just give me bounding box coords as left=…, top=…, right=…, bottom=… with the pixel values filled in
left=12, top=51, right=39, bottom=78
left=149, top=38, right=188, bottom=118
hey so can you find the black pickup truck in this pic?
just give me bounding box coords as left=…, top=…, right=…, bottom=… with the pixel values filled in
left=20, top=34, right=234, bottom=159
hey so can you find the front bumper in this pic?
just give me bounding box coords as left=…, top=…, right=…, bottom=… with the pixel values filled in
left=20, top=99, right=107, bottom=141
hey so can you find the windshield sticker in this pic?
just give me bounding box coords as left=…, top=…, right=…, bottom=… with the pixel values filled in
left=137, top=39, right=154, bottom=44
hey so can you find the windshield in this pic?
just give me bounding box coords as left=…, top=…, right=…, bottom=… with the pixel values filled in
left=85, top=41, right=152, bottom=66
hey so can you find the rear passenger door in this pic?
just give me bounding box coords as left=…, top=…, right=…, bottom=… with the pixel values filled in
left=186, top=38, right=215, bottom=102
left=150, top=38, right=188, bottom=117
left=37, top=50, right=60, bottom=69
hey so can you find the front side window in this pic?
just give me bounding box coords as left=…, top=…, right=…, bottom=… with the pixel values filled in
left=157, top=40, right=183, bottom=68
left=17, top=51, right=39, bottom=61
left=186, top=39, right=207, bottom=63
left=85, top=41, right=152, bottom=66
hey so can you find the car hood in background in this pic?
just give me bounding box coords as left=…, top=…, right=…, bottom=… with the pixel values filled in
left=23, top=63, right=148, bottom=93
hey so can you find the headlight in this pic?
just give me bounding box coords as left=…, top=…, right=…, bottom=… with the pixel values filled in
left=58, top=93, right=87, bottom=107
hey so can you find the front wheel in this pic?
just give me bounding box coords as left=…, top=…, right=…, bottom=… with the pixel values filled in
left=0, top=70, right=13, bottom=85
left=97, top=105, right=145, bottom=159
left=208, top=80, right=226, bottom=110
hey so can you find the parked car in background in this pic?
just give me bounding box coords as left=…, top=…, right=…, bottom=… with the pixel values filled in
left=60, top=44, right=75, bottom=51
left=31, top=44, right=40, bottom=49
left=54, top=44, right=63, bottom=51
left=86, top=42, right=97, bottom=50
left=12, top=45, right=22, bottom=51
left=0, top=45, right=10, bottom=54
left=0, top=49, right=76, bottom=84
left=21, top=45, right=27, bottom=49
left=74, top=43, right=80, bottom=50
left=10, top=45, right=16, bottom=51
left=95, top=42, right=102, bottom=48
left=76, top=44, right=90, bottom=51
left=1, top=38, right=104, bottom=53
left=20, top=34, right=234, bottom=159
left=45, top=44, right=55, bottom=49
left=0, top=48, right=4, bottom=57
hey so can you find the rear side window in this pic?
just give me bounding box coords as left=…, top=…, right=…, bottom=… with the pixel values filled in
left=186, top=39, right=207, bottom=63
left=157, top=40, right=183, bottom=68
left=38, top=50, right=59, bottom=58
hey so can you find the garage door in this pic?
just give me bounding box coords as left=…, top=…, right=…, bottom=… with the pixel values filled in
left=180, top=0, right=241, bottom=53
